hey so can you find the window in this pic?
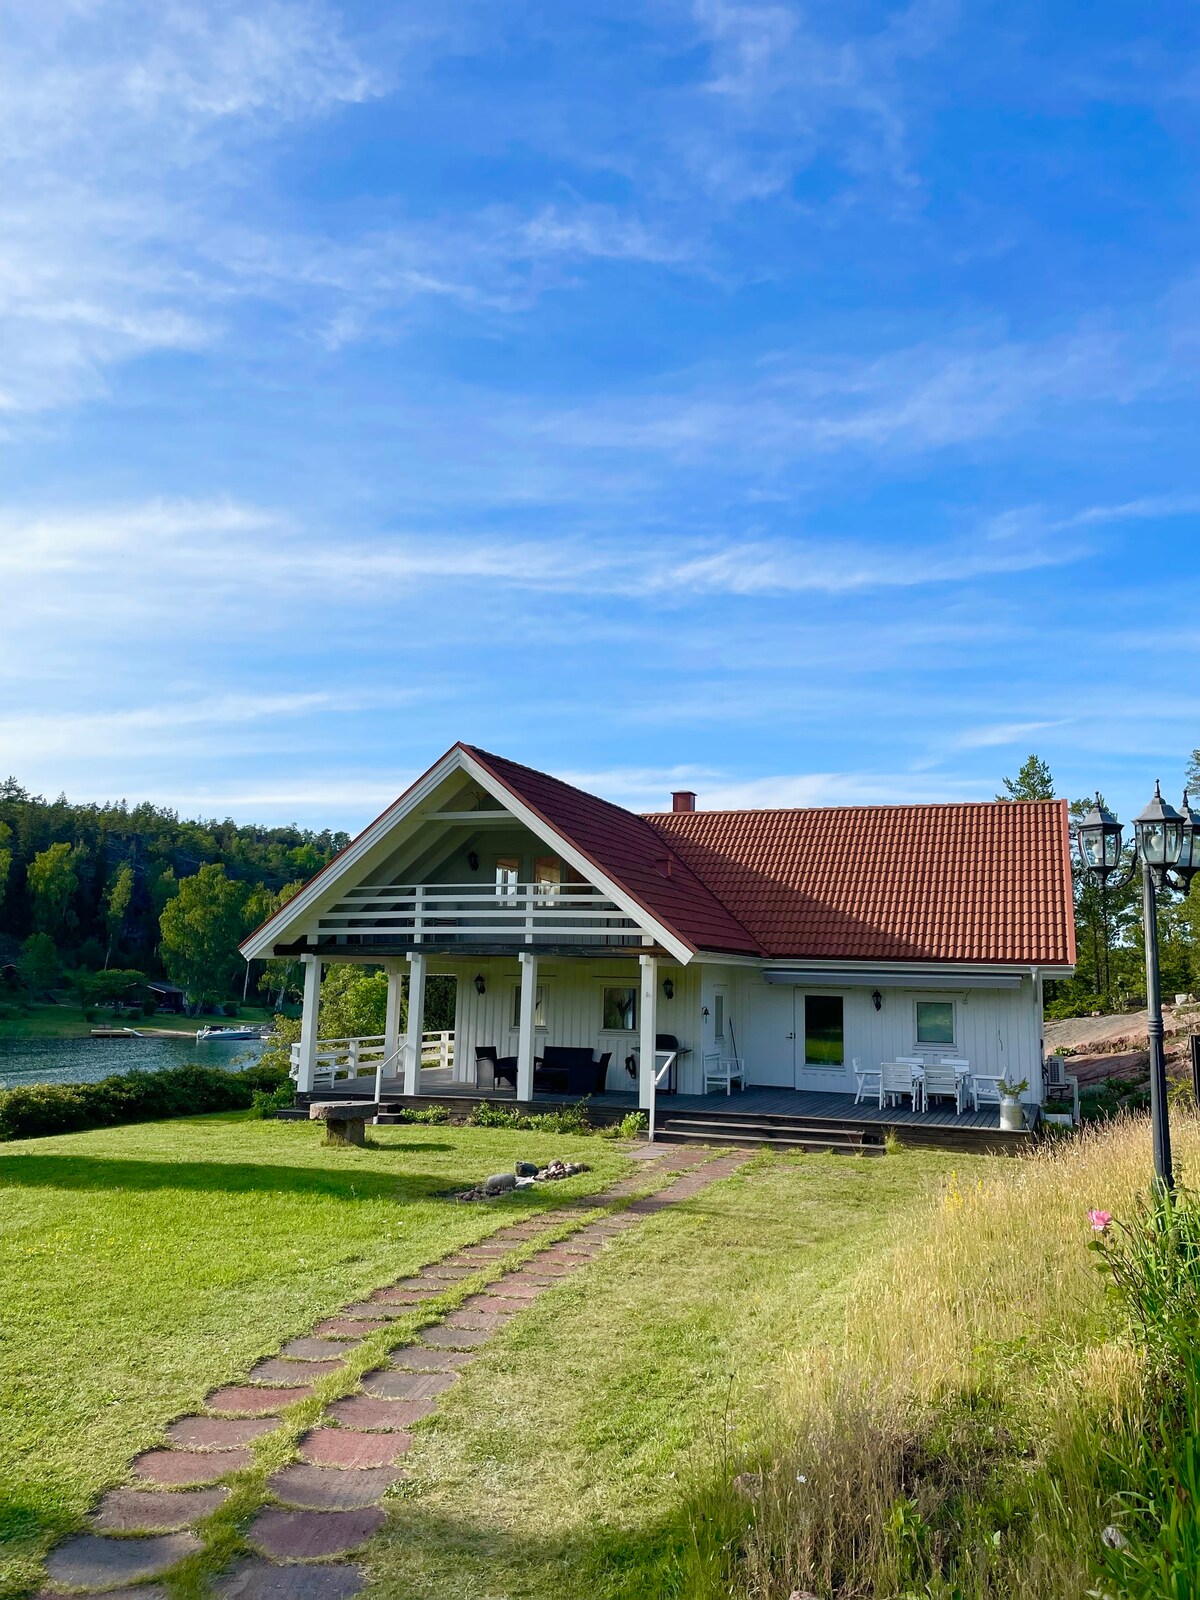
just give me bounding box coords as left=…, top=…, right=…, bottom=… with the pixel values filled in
left=495, top=857, right=520, bottom=903
left=916, top=1000, right=955, bottom=1046
left=511, top=984, right=547, bottom=1029
left=602, top=986, right=637, bottom=1031
left=714, top=992, right=725, bottom=1040
left=804, top=995, right=844, bottom=1065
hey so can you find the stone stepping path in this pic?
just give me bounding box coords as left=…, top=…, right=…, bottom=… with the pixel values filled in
left=39, top=1145, right=746, bottom=1600
left=45, top=1532, right=201, bottom=1590
left=92, top=1486, right=229, bottom=1533
left=269, top=1464, right=403, bottom=1511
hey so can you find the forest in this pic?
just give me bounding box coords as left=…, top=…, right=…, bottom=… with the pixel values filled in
left=0, top=778, right=348, bottom=1013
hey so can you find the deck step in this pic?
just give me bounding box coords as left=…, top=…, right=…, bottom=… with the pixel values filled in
left=656, top=1115, right=883, bottom=1155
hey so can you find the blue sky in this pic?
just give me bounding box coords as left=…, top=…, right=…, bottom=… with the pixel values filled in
left=2, top=0, right=1198, bottom=834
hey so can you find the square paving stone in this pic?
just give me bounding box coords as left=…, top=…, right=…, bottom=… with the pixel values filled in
left=206, top=1385, right=309, bottom=1415
left=324, top=1395, right=434, bottom=1431
left=483, top=1280, right=545, bottom=1301
left=268, top=1464, right=403, bottom=1511
left=338, top=1303, right=409, bottom=1321
left=419, top=1324, right=491, bottom=1349
left=280, top=1339, right=361, bottom=1362
left=166, top=1417, right=275, bottom=1452
left=444, top=1311, right=511, bottom=1333
left=388, top=1347, right=478, bottom=1372
left=45, top=1532, right=200, bottom=1590
left=250, top=1358, right=342, bottom=1386
left=424, top=1265, right=477, bottom=1279
left=390, top=1277, right=445, bottom=1292
left=215, top=1559, right=364, bottom=1600
left=299, top=1429, right=410, bottom=1470
left=92, top=1487, right=228, bottom=1533
left=133, top=1449, right=250, bottom=1487
left=248, top=1507, right=384, bottom=1561
left=455, top=1294, right=520, bottom=1316
left=370, top=1287, right=438, bottom=1306
left=362, top=1369, right=456, bottom=1402
left=313, top=1318, right=387, bottom=1338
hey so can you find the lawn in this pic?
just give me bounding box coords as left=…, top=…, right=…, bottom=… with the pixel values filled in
left=0, top=1115, right=634, bottom=1600
left=364, top=1143, right=976, bottom=1598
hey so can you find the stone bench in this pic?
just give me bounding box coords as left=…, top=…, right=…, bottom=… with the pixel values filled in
left=308, top=1101, right=379, bottom=1147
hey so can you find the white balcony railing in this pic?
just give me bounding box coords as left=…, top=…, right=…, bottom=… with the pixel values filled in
left=290, top=1030, right=454, bottom=1087
left=314, top=881, right=640, bottom=947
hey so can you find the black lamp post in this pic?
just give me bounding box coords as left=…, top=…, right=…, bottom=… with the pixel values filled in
left=1076, top=783, right=1196, bottom=1192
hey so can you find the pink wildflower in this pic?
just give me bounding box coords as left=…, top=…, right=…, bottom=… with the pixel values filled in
left=1088, top=1209, right=1112, bottom=1232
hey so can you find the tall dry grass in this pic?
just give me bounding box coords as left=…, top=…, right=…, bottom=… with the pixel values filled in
left=689, top=1112, right=1200, bottom=1600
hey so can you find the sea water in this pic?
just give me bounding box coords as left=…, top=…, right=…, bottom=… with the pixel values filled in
left=0, top=1032, right=269, bottom=1090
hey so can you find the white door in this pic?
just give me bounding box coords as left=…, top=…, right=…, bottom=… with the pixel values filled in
left=746, top=985, right=796, bottom=1087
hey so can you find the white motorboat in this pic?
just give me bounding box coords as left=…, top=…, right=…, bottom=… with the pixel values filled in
left=195, top=1025, right=267, bottom=1042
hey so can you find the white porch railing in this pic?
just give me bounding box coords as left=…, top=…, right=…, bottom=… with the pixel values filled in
left=313, top=882, right=639, bottom=947
left=290, top=1030, right=454, bottom=1088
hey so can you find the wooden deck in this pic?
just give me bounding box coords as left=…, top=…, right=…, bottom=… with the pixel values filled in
left=297, top=1075, right=1034, bottom=1153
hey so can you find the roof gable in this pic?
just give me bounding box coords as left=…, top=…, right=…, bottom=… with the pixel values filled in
left=646, top=799, right=1075, bottom=966
left=461, top=747, right=763, bottom=958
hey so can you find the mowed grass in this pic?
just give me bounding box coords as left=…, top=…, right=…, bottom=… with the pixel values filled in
left=0, top=1115, right=633, bottom=1599
left=366, top=1144, right=974, bottom=1599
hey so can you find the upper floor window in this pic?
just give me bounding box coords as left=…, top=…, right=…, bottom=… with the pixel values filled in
left=495, top=857, right=520, bottom=903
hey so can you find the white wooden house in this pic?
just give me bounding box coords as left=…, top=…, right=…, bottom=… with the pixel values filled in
left=240, top=743, right=1075, bottom=1128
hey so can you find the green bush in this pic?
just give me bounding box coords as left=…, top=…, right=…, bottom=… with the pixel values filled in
left=599, top=1109, right=648, bottom=1140
left=1093, top=1187, right=1200, bottom=1594
left=465, top=1098, right=594, bottom=1134
left=382, top=1105, right=451, bottom=1124
left=251, top=1082, right=296, bottom=1117
left=0, top=1061, right=288, bottom=1141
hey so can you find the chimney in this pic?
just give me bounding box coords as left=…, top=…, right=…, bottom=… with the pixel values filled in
left=672, top=790, right=697, bottom=813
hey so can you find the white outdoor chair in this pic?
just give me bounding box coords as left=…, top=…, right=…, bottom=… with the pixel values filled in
left=879, top=1061, right=921, bottom=1112
left=921, top=1061, right=966, bottom=1114
left=703, top=1051, right=746, bottom=1095
left=969, top=1074, right=1006, bottom=1112
left=852, top=1057, right=880, bottom=1105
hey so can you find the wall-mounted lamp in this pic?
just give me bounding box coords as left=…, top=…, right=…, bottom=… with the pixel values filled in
left=872, top=989, right=882, bottom=1012
left=467, top=850, right=480, bottom=872
left=701, top=1005, right=710, bottom=1021
left=473, top=973, right=487, bottom=996
left=662, top=977, right=675, bottom=1000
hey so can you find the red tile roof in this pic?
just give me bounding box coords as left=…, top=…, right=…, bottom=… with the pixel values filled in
left=647, top=799, right=1075, bottom=965
left=463, top=746, right=761, bottom=956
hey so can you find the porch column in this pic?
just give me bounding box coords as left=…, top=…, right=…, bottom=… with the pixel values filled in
left=296, top=954, right=321, bottom=1094
left=639, top=953, right=658, bottom=1111
left=384, top=964, right=404, bottom=1075
left=403, top=951, right=426, bottom=1097
left=516, top=951, right=538, bottom=1102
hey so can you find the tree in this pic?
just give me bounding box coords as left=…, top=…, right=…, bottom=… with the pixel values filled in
left=27, top=842, right=80, bottom=936
left=0, top=822, right=12, bottom=903
left=248, top=880, right=305, bottom=1006
left=159, top=864, right=250, bottom=1013
left=103, top=863, right=134, bottom=968
left=997, top=755, right=1055, bottom=802
left=18, top=932, right=61, bottom=995
left=1187, top=747, right=1199, bottom=794
left=78, top=968, right=147, bottom=1011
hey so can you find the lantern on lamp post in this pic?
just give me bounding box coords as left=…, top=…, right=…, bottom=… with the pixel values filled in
left=1076, top=781, right=1187, bottom=1193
